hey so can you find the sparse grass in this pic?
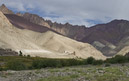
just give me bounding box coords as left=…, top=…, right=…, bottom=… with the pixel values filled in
left=37, top=74, right=80, bottom=81
left=37, top=65, right=129, bottom=81
left=35, top=69, right=41, bottom=74
left=48, top=69, right=60, bottom=73
left=37, top=76, right=71, bottom=81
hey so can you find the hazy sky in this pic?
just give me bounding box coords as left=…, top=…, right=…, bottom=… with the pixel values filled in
left=0, top=0, right=129, bottom=27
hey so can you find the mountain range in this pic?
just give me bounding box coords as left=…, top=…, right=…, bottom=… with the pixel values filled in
left=0, top=4, right=106, bottom=60
left=0, top=4, right=129, bottom=59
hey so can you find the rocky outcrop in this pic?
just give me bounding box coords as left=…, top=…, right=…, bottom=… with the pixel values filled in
left=46, top=21, right=87, bottom=40
left=0, top=48, right=18, bottom=56
left=22, top=13, right=50, bottom=27
left=16, top=12, right=23, bottom=16
left=0, top=4, right=14, bottom=14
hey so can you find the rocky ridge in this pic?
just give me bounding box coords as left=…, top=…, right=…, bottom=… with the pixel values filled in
left=0, top=4, right=14, bottom=14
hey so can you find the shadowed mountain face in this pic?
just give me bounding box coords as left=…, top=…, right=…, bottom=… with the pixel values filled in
left=5, top=14, right=59, bottom=33
left=18, top=13, right=87, bottom=41
left=81, top=20, right=129, bottom=45
left=82, top=20, right=129, bottom=56
left=1, top=4, right=129, bottom=56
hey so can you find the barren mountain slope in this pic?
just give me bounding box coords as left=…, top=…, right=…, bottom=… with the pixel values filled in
left=16, top=12, right=129, bottom=56
left=23, top=30, right=106, bottom=59
left=0, top=11, right=42, bottom=50
left=116, top=36, right=129, bottom=56
left=117, top=46, right=129, bottom=56
left=0, top=11, right=106, bottom=60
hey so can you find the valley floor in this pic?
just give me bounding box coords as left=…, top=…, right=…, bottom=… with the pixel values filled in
left=0, top=64, right=129, bottom=81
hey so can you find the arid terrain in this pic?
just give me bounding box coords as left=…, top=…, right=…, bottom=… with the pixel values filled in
left=1, top=3, right=129, bottom=81
left=0, top=64, right=129, bottom=81
left=1, top=4, right=129, bottom=57
left=0, top=5, right=106, bottom=60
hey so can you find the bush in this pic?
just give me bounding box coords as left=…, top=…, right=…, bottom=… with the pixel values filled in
left=67, top=59, right=81, bottom=66
left=19, top=51, right=23, bottom=56
left=106, top=55, right=128, bottom=64
left=43, top=59, right=61, bottom=67
left=93, top=60, right=103, bottom=65
left=6, top=60, right=27, bottom=70
left=32, top=59, right=43, bottom=69
left=32, top=59, right=62, bottom=69
left=2, top=55, right=129, bottom=71
left=27, top=55, right=31, bottom=57
left=32, top=58, right=85, bottom=69
left=87, top=57, right=95, bottom=64
left=0, top=67, right=3, bottom=71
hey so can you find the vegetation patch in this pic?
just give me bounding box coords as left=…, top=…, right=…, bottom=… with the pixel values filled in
left=0, top=55, right=129, bottom=70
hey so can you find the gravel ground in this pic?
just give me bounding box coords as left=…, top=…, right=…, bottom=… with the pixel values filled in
left=0, top=64, right=129, bottom=81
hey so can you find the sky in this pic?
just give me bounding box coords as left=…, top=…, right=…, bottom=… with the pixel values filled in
left=0, top=0, right=129, bottom=27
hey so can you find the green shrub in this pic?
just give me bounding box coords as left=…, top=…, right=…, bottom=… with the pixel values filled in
left=1, top=55, right=129, bottom=71
left=93, top=60, right=103, bottom=65
left=83, top=59, right=88, bottom=65
left=19, top=51, right=23, bottom=56
left=60, top=60, right=70, bottom=67
left=43, top=59, right=61, bottom=67
left=67, top=59, right=81, bottom=66
left=6, top=60, right=27, bottom=70
left=32, top=59, right=43, bottom=69
left=106, top=55, right=128, bottom=64
left=87, top=57, right=95, bottom=64
left=27, top=55, right=31, bottom=57
left=32, top=59, right=62, bottom=69
left=0, top=67, right=3, bottom=71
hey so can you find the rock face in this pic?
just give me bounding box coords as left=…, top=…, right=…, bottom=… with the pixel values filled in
left=46, top=21, right=87, bottom=40
left=18, top=13, right=87, bottom=41
left=81, top=20, right=129, bottom=44
left=0, top=11, right=106, bottom=60
left=22, top=13, right=50, bottom=27
left=0, top=4, right=14, bottom=14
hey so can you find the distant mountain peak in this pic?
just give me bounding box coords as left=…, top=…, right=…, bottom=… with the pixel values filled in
left=1, top=4, right=6, bottom=7
left=109, top=19, right=129, bottom=24
left=0, top=4, right=14, bottom=14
